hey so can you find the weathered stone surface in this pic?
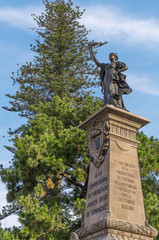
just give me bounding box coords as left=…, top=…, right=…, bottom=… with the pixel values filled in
left=78, top=227, right=155, bottom=240
left=70, top=232, right=79, bottom=240
left=70, top=105, right=158, bottom=240
left=75, top=217, right=158, bottom=239
left=79, top=105, right=149, bottom=227
left=78, top=105, right=149, bottom=131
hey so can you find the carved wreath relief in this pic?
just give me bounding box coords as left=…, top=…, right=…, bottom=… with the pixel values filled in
left=88, top=120, right=110, bottom=168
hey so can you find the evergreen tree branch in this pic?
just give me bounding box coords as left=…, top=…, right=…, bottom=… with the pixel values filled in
left=61, top=173, right=84, bottom=190
left=0, top=204, right=20, bottom=220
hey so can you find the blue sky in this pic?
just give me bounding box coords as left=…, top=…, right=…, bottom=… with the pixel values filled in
left=1, top=0, right=159, bottom=227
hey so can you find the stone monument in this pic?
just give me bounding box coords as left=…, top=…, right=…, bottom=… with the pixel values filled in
left=70, top=44, right=158, bottom=240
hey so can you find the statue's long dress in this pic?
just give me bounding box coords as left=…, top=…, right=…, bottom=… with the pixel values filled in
left=100, top=62, right=132, bottom=109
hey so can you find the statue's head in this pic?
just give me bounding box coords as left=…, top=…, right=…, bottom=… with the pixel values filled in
left=109, top=53, right=118, bottom=62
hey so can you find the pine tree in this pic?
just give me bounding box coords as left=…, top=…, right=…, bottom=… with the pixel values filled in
left=3, top=0, right=98, bottom=120
left=1, top=0, right=158, bottom=239
left=1, top=0, right=102, bottom=239
left=137, top=132, right=159, bottom=234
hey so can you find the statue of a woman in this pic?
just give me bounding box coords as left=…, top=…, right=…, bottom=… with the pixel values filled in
left=90, top=43, right=132, bottom=110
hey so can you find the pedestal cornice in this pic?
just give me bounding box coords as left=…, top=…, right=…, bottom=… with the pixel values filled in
left=78, top=105, right=150, bottom=131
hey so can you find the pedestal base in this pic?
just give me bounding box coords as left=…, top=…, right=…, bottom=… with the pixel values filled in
left=79, top=229, right=154, bottom=240
left=70, top=105, right=158, bottom=240
left=71, top=229, right=154, bottom=240
left=72, top=217, right=157, bottom=240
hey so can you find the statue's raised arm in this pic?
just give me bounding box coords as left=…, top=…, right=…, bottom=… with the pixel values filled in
left=90, top=42, right=109, bottom=93
left=90, top=43, right=101, bottom=67
left=90, top=42, right=132, bottom=110
left=90, top=42, right=108, bottom=67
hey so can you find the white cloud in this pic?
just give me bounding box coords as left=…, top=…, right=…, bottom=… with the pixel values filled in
left=81, top=5, right=159, bottom=45
left=0, top=188, right=21, bottom=228
left=1, top=4, right=159, bottom=46
left=128, top=73, right=159, bottom=96
left=1, top=215, right=21, bottom=228
left=0, top=6, right=43, bottom=29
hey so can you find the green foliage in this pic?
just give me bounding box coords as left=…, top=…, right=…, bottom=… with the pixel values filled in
left=1, top=97, right=95, bottom=238
left=0, top=0, right=158, bottom=239
left=74, top=198, right=86, bottom=222
left=137, top=131, right=159, bottom=236
left=3, top=0, right=99, bottom=120
left=137, top=132, right=159, bottom=179
left=1, top=1, right=102, bottom=238
left=0, top=226, right=20, bottom=240
left=144, top=193, right=159, bottom=230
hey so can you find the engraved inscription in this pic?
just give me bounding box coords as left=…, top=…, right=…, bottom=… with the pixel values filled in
left=88, top=185, right=108, bottom=199
left=122, top=166, right=128, bottom=171
left=99, top=195, right=107, bottom=202
left=86, top=169, right=108, bottom=219
left=87, top=199, right=97, bottom=208
left=124, top=162, right=135, bottom=168
left=95, top=170, right=103, bottom=178
left=89, top=177, right=108, bottom=190
left=113, top=157, right=138, bottom=212
left=91, top=204, right=107, bottom=215
left=119, top=197, right=135, bottom=205
left=116, top=170, right=134, bottom=178
left=122, top=193, right=131, bottom=199
left=118, top=186, right=136, bottom=195
left=86, top=195, right=107, bottom=218
left=114, top=160, right=135, bottom=169
left=115, top=180, right=137, bottom=190
left=121, top=204, right=134, bottom=210
left=117, top=175, right=134, bottom=184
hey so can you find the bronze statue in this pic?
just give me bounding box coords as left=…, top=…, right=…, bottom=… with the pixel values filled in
left=90, top=42, right=132, bottom=110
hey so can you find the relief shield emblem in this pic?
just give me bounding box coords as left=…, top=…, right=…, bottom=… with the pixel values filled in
left=88, top=121, right=109, bottom=168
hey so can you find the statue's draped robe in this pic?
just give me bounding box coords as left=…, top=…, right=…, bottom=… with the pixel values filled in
left=100, top=61, right=132, bottom=109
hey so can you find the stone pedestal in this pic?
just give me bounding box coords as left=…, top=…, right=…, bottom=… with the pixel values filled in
left=70, top=105, right=158, bottom=240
